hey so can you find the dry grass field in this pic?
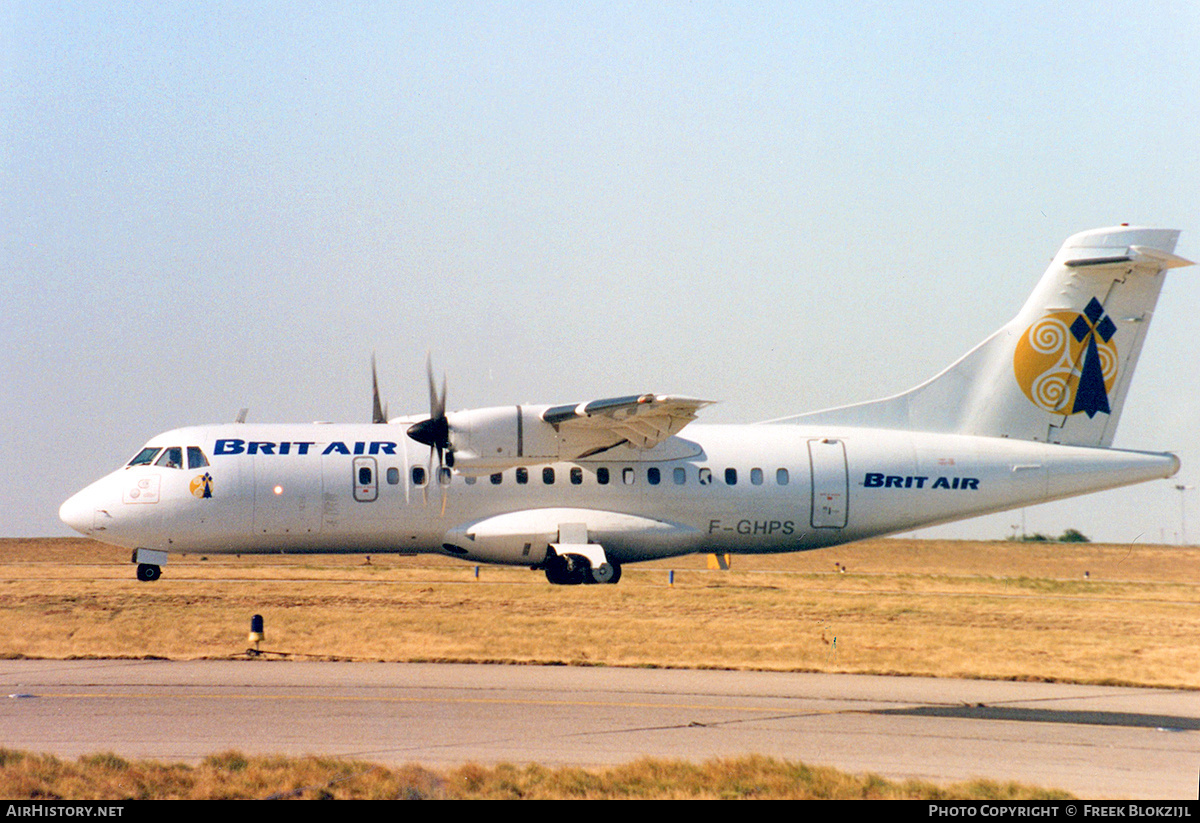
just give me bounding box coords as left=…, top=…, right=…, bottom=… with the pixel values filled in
left=2, top=536, right=1198, bottom=688
left=0, top=749, right=1073, bottom=800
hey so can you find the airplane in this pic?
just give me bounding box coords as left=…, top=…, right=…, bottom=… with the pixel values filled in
left=60, top=225, right=1192, bottom=584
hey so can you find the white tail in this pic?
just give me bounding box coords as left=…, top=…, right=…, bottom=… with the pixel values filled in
left=789, top=226, right=1192, bottom=447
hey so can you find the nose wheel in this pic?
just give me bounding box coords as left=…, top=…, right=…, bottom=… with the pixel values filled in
left=136, top=563, right=161, bottom=582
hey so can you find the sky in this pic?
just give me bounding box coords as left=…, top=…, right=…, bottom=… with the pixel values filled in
left=4, top=2, right=1200, bottom=543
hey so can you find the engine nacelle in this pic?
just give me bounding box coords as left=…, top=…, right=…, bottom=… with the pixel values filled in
left=444, top=405, right=615, bottom=473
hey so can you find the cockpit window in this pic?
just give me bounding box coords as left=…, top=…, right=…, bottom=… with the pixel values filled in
left=154, top=447, right=183, bottom=469
left=187, top=446, right=210, bottom=469
left=127, top=447, right=161, bottom=467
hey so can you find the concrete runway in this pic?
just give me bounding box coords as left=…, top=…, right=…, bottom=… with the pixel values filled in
left=2, top=659, right=1198, bottom=799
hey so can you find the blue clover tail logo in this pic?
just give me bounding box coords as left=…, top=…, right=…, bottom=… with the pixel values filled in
left=1068, top=298, right=1116, bottom=418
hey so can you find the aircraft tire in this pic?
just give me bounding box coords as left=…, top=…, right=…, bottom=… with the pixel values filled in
left=589, top=562, right=618, bottom=584
left=544, top=559, right=568, bottom=585
left=563, top=554, right=588, bottom=585
left=544, top=554, right=589, bottom=585
left=543, top=555, right=575, bottom=585
left=136, top=563, right=161, bottom=582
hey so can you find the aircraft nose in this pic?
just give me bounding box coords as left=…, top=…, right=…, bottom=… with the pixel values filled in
left=59, top=490, right=94, bottom=536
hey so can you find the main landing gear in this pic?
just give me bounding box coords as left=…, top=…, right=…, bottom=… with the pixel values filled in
left=542, top=553, right=622, bottom=585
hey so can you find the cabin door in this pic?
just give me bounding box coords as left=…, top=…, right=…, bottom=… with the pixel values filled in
left=809, top=438, right=848, bottom=529
left=352, top=456, right=379, bottom=502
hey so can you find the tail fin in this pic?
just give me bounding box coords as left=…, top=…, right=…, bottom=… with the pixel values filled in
left=789, top=226, right=1192, bottom=447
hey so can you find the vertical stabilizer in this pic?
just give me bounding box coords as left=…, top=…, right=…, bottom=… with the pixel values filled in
left=788, top=226, right=1192, bottom=447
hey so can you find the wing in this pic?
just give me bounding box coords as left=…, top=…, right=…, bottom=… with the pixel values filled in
left=541, top=394, right=714, bottom=451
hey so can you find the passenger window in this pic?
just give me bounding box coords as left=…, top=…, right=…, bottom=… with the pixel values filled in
left=386, top=467, right=400, bottom=485
left=358, top=466, right=373, bottom=485
left=673, top=467, right=687, bottom=485
left=647, top=467, right=660, bottom=485
left=412, top=466, right=427, bottom=486
left=516, top=467, right=529, bottom=485
left=622, top=467, right=635, bottom=485
left=465, top=475, right=477, bottom=485
left=570, top=467, right=583, bottom=485
left=543, top=467, right=555, bottom=484
left=438, top=466, right=452, bottom=486
left=776, top=468, right=789, bottom=485
left=490, top=473, right=503, bottom=485
left=699, top=468, right=712, bottom=486
left=596, top=467, right=610, bottom=485
left=128, top=447, right=161, bottom=467
left=187, top=447, right=210, bottom=469
left=725, top=468, right=738, bottom=485
left=750, top=468, right=763, bottom=486
left=154, top=447, right=183, bottom=469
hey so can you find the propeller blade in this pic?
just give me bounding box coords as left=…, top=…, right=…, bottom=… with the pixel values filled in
left=427, top=354, right=445, bottom=421
left=422, top=447, right=431, bottom=506
left=407, top=356, right=452, bottom=461
left=371, top=354, right=387, bottom=424
left=406, top=355, right=455, bottom=514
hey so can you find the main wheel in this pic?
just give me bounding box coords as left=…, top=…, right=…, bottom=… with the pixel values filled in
left=589, top=562, right=617, bottom=584
left=562, top=554, right=589, bottom=585
left=543, top=554, right=588, bottom=585
left=136, top=563, right=161, bottom=582
left=544, top=555, right=570, bottom=585
left=607, top=563, right=622, bottom=585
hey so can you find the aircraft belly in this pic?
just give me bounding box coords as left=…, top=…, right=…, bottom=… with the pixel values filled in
left=443, top=508, right=703, bottom=565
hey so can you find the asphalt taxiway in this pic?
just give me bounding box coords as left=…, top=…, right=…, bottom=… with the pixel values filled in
left=2, top=659, right=1197, bottom=799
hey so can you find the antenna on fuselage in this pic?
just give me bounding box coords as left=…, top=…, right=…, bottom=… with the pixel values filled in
left=235, top=408, right=249, bottom=424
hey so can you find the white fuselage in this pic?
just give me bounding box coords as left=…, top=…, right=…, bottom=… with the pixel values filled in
left=60, top=419, right=1179, bottom=568
left=57, top=225, right=1193, bottom=583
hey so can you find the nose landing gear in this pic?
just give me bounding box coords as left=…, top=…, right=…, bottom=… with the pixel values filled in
left=136, top=563, right=161, bottom=582
left=131, top=549, right=168, bottom=582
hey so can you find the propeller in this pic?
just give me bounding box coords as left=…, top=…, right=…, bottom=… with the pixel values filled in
left=371, top=354, right=388, bottom=424
left=406, top=356, right=455, bottom=515
left=406, top=355, right=454, bottom=469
